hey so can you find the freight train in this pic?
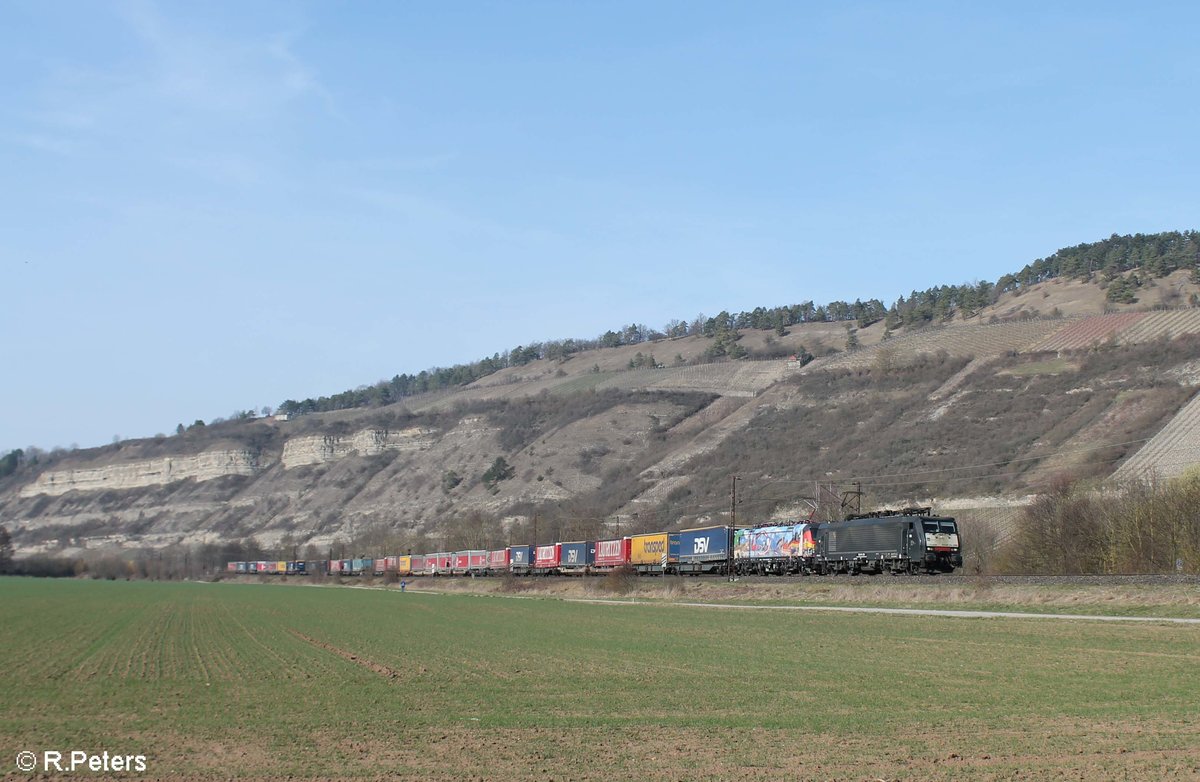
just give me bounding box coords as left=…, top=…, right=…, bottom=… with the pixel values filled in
left=227, top=509, right=962, bottom=578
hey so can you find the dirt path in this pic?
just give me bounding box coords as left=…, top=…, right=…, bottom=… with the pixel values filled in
left=416, top=589, right=1200, bottom=624
left=663, top=600, right=1200, bottom=624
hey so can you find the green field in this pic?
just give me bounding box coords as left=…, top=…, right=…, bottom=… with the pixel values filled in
left=2, top=579, right=1199, bottom=780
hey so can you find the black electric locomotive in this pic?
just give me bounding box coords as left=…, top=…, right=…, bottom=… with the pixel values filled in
left=814, top=508, right=962, bottom=574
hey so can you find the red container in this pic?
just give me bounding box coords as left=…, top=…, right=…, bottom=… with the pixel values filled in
left=226, top=562, right=237, bottom=572
left=487, top=549, right=509, bottom=570
left=534, top=544, right=561, bottom=569
left=328, top=560, right=341, bottom=574
left=451, top=550, right=488, bottom=574
left=594, top=538, right=631, bottom=568
left=426, top=553, right=451, bottom=574
left=409, top=555, right=427, bottom=574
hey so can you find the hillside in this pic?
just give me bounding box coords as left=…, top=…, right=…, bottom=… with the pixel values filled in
left=5, top=264, right=1200, bottom=563
left=5, top=230, right=1200, bottom=562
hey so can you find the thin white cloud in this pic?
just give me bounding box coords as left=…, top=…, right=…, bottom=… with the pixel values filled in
left=109, top=0, right=334, bottom=117
left=9, top=0, right=337, bottom=191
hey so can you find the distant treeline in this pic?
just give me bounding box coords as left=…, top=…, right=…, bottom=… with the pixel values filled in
left=276, top=231, right=1199, bottom=417
left=997, top=230, right=1200, bottom=292
left=278, top=301, right=889, bottom=416
left=0, top=534, right=291, bottom=581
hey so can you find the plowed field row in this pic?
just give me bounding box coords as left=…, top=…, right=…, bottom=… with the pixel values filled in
left=811, top=320, right=1064, bottom=373
left=1028, top=312, right=1147, bottom=352
left=586, top=361, right=785, bottom=397
left=1116, top=308, right=1200, bottom=344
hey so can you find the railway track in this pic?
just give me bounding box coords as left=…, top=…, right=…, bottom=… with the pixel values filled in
left=725, top=572, right=1200, bottom=586
left=637, top=572, right=1200, bottom=586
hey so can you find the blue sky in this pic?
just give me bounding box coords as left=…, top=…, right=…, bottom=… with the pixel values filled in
left=4, top=1, right=1199, bottom=452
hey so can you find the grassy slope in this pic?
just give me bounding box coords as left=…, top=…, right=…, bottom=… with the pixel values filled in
left=2, top=578, right=1199, bottom=780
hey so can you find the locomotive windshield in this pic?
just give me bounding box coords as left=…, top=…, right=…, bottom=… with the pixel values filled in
left=923, top=520, right=957, bottom=534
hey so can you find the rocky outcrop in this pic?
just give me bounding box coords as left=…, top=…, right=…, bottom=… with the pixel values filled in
left=19, top=449, right=262, bottom=498
left=281, top=427, right=434, bottom=468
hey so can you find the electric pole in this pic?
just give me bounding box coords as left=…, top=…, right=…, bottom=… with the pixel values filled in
left=728, top=475, right=740, bottom=581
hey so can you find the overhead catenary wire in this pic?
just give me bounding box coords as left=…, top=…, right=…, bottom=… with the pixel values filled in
left=348, top=432, right=1195, bottom=547
left=591, top=435, right=1191, bottom=526
left=748, top=435, right=1156, bottom=486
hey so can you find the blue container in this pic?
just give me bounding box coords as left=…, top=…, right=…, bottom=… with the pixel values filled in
left=353, top=558, right=371, bottom=573
left=559, top=542, right=594, bottom=568
left=508, top=545, right=534, bottom=567
left=679, top=526, right=731, bottom=564
left=235, top=562, right=248, bottom=573
left=294, top=561, right=307, bottom=574
left=340, top=559, right=353, bottom=573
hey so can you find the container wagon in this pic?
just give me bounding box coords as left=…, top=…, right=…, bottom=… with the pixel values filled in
left=558, top=541, right=594, bottom=574
left=629, top=533, right=679, bottom=575
left=533, top=544, right=562, bottom=575
left=486, top=549, right=509, bottom=574
left=452, top=550, right=488, bottom=575
left=593, top=538, right=631, bottom=571
left=677, top=526, right=732, bottom=575
left=509, top=545, right=534, bottom=575
left=424, top=553, right=451, bottom=575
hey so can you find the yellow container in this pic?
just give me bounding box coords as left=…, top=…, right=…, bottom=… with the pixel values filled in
left=397, top=556, right=412, bottom=575
left=274, top=561, right=287, bottom=574
left=629, top=533, right=674, bottom=565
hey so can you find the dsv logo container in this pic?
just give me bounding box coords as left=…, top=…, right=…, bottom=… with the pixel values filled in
left=693, top=537, right=710, bottom=554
